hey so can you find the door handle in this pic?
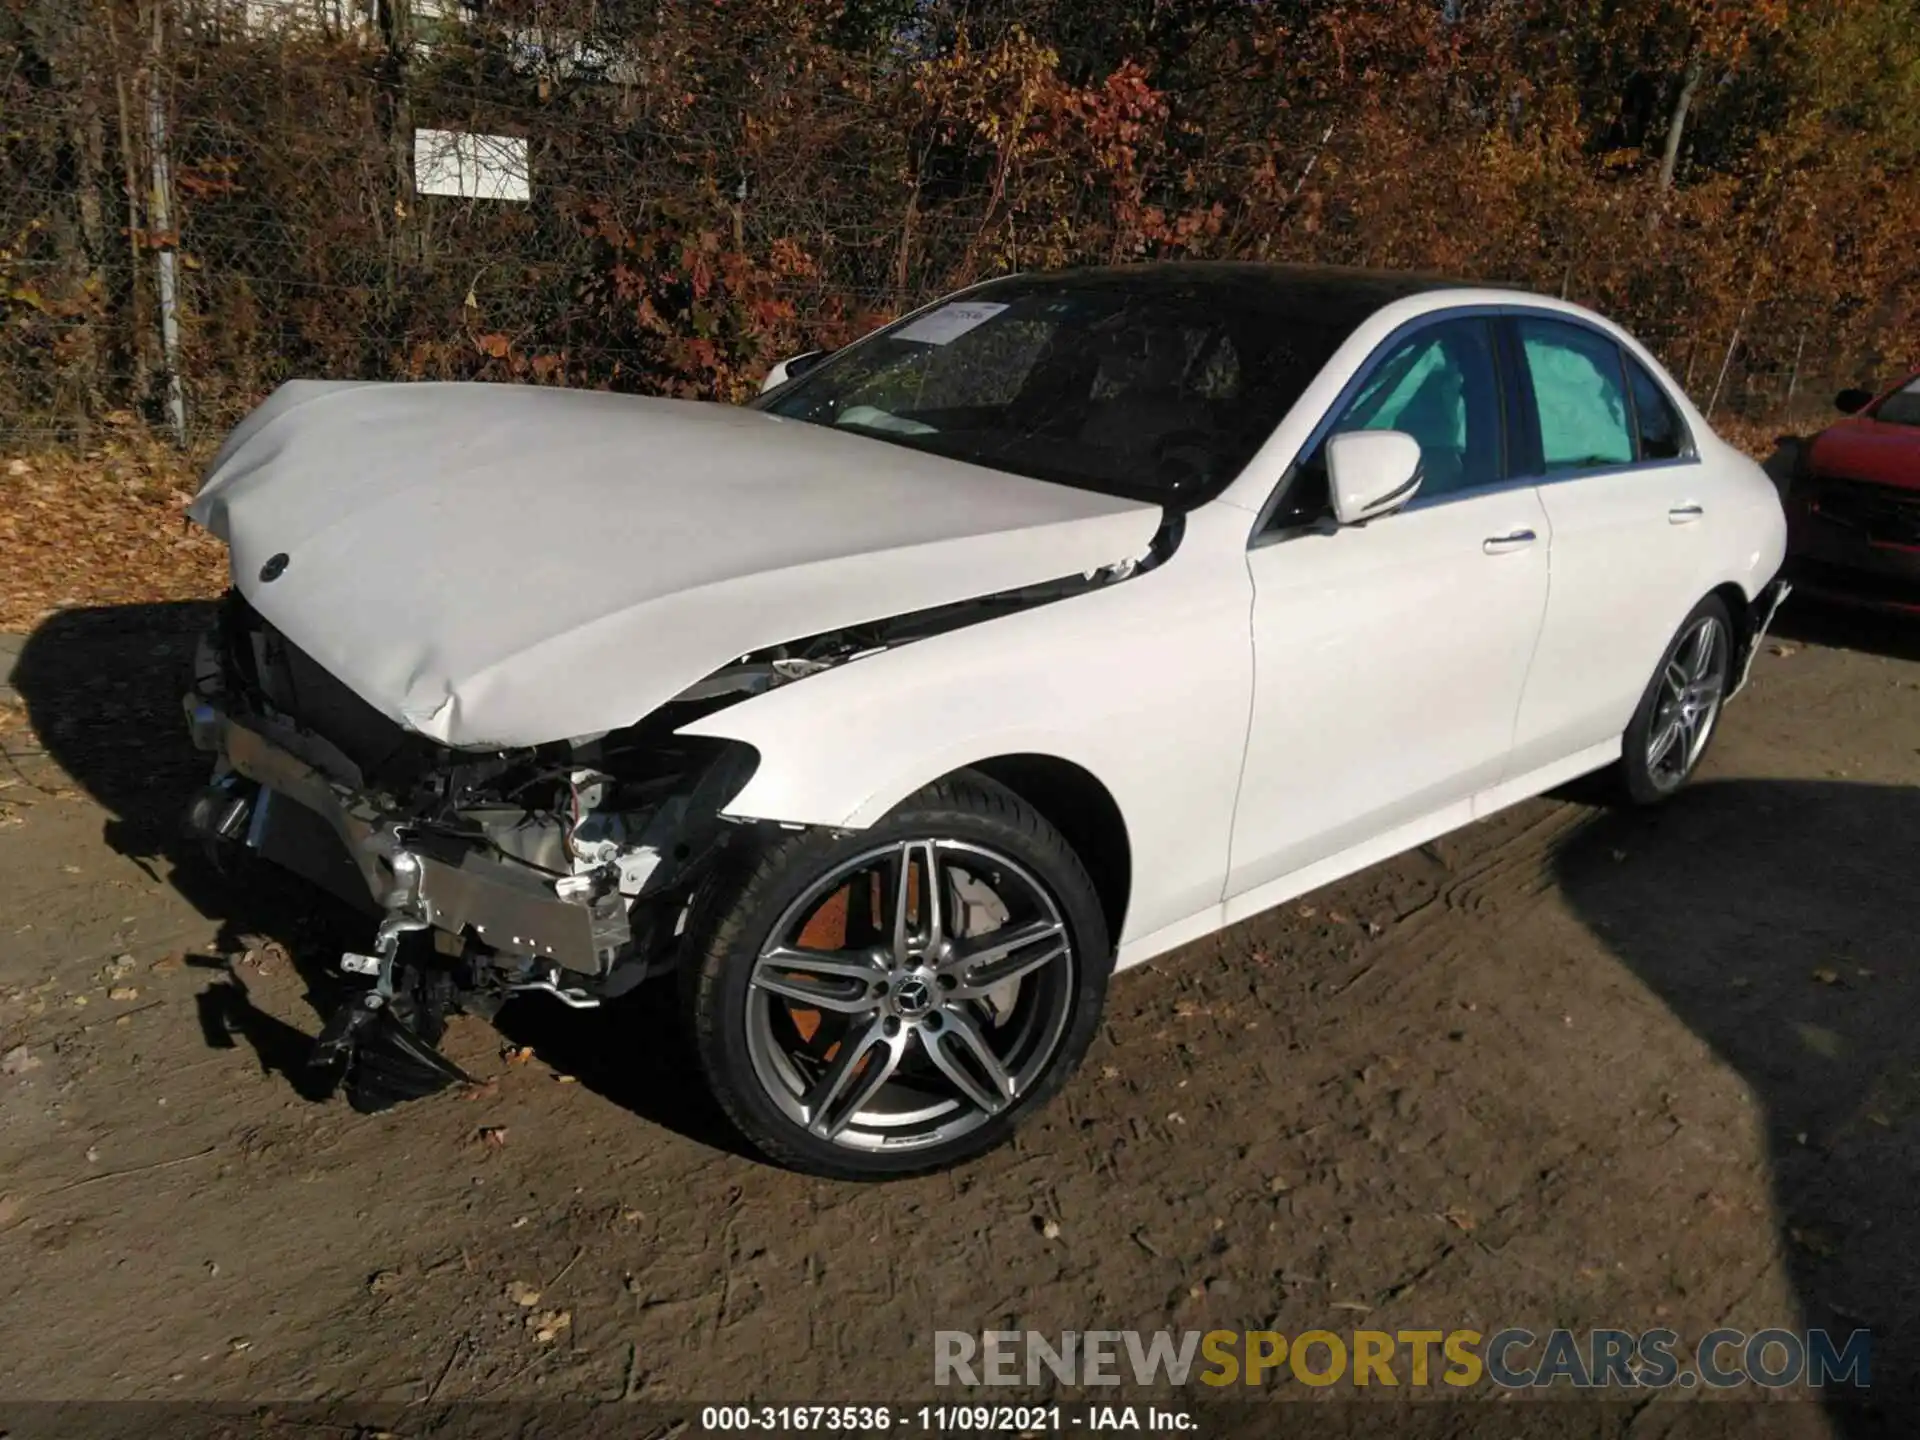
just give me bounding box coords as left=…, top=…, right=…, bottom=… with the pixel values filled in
left=1482, top=529, right=1538, bottom=554
left=1668, top=504, right=1705, bottom=524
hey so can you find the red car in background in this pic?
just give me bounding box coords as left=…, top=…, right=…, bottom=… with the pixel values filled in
left=1785, top=371, right=1920, bottom=613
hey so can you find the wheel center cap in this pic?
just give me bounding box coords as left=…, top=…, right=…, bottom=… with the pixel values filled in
left=893, top=975, right=934, bottom=1018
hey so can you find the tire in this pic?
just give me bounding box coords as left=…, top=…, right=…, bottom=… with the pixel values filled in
left=1610, top=594, right=1735, bottom=806
left=681, top=772, right=1111, bottom=1179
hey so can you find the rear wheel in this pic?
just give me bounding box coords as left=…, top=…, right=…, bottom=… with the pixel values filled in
left=682, top=774, right=1110, bottom=1179
left=1612, top=595, right=1734, bottom=805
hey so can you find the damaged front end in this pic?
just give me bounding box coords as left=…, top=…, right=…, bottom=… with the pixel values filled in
left=179, top=538, right=1165, bottom=1110
left=182, top=591, right=760, bottom=1110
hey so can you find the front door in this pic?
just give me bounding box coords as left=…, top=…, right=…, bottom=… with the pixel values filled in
left=1227, top=315, right=1551, bottom=899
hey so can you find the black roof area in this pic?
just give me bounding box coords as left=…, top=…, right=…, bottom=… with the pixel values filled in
left=1000, top=258, right=1497, bottom=302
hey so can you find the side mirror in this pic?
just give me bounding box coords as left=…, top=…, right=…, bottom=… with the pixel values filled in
left=760, top=349, right=829, bottom=394
left=1326, top=430, right=1424, bottom=525
left=1834, top=387, right=1875, bottom=415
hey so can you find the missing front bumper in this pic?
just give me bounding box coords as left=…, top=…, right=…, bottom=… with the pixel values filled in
left=185, top=699, right=627, bottom=975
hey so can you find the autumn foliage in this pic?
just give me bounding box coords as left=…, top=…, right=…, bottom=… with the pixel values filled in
left=2, top=0, right=1917, bottom=446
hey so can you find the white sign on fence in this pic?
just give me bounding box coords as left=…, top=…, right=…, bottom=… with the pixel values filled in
left=413, top=128, right=531, bottom=202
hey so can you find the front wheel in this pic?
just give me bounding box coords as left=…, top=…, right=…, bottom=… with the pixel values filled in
left=682, top=774, right=1111, bottom=1179
left=1612, top=595, right=1734, bottom=805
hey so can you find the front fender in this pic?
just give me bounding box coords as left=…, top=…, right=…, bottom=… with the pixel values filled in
left=677, top=504, right=1257, bottom=949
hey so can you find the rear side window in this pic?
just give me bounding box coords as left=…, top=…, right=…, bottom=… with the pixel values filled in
left=1516, top=317, right=1634, bottom=472
left=1625, top=356, right=1690, bottom=460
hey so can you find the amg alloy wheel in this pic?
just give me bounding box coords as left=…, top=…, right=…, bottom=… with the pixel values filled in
left=1614, top=595, right=1734, bottom=805
left=683, top=775, right=1110, bottom=1178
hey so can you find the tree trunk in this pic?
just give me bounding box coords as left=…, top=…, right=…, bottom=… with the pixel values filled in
left=108, top=0, right=155, bottom=415
left=1657, top=53, right=1703, bottom=193
left=378, top=0, right=419, bottom=367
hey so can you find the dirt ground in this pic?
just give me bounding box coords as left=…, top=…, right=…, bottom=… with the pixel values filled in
left=0, top=595, right=1916, bottom=1435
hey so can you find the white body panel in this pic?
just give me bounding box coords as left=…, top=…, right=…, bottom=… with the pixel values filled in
left=196, top=283, right=1787, bottom=974
left=681, top=502, right=1259, bottom=948
left=1228, top=486, right=1552, bottom=899
left=190, top=379, right=1160, bottom=747
left=687, top=288, right=1785, bottom=961
left=1509, top=433, right=1789, bottom=775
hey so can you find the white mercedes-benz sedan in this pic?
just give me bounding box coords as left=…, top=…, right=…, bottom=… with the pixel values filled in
left=182, top=264, right=1788, bottom=1177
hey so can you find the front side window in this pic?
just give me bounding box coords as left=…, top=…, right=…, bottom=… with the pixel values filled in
left=1516, top=317, right=1635, bottom=472
left=1264, top=315, right=1504, bottom=529
left=1331, top=318, right=1503, bottom=497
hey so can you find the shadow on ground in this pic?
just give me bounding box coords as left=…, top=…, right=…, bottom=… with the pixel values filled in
left=1772, top=595, right=1920, bottom=666
left=7, top=600, right=741, bottom=1157
left=1554, top=777, right=1917, bottom=1428
left=10, top=600, right=1918, bottom=1426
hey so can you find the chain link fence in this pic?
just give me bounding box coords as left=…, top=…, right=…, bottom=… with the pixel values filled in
left=2, top=0, right=1908, bottom=454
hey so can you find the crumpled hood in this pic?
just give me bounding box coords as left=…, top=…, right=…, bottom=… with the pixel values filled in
left=190, top=380, right=1161, bottom=748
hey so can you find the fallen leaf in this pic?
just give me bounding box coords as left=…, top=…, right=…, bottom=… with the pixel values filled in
left=1441, top=1207, right=1476, bottom=1233
left=529, top=1308, right=571, bottom=1343
left=506, top=1279, right=542, bottom=1307
left=477, top=1125, right=509, bottom=1148
left=368, top=1269, right=402, bottom=1296
left=1811, top=966, right=1841, bottom=986
left=109, top=986, right=140, bottom=1002
left=149, top=953, right=185, bottom=975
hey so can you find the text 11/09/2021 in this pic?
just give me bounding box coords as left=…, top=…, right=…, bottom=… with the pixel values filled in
left=700, top=1405, right=1194, bottom=1431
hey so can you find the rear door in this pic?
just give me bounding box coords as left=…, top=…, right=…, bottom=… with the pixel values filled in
left=1502, top=313, right=1714, bottom=777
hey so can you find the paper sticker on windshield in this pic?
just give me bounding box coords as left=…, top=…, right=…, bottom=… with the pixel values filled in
left=894, top=301, right=1008, bottom=346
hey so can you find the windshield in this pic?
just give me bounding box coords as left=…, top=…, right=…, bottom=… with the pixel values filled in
left=753, top=269, right=1393, bottom=506
left=1874, top=376, right=1920, bottom=427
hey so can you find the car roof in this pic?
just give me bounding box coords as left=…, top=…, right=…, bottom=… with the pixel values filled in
left=986, top=260, right=1499, bottom=305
